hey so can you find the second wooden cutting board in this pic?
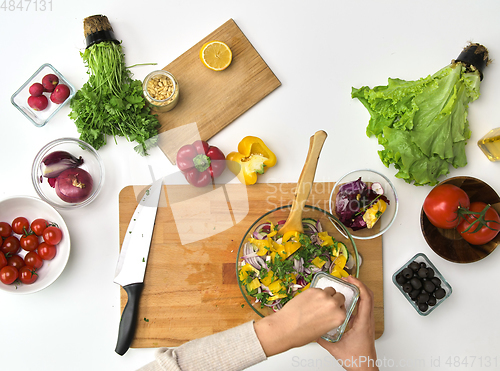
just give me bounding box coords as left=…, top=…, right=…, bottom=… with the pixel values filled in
left=119, top=182, right=384, bottom=348
left=155, top=19, right=281, bottom=164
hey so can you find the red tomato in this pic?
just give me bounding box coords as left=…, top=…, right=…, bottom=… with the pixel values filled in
left=7, top=254, right=25, bottom=270
left=423, top=184, right=470, bottom=229
left=0, top=251, right=7, bottom=269
left=38, top=242, right=57, bottom=260
left=18, top=266, right=38, bottom=284
left=12, top=217, right=29, bottom=235
left=0, top=222, right=12, bottom=238
left=457, top=202, right=500, bottom=245
left=0, top=266, right=18, bottom=285
left=20, top=234, right=39, bottom=252
left=31, top=219, right=48, bottom=236
left=24, top=251, right=43, bottom=270
left=43, top=226, right=62, bottom=245
left=1, top=236, right=21, bottom=255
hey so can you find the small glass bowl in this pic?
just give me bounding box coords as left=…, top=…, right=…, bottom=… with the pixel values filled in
left=31, top=138, right=104, bottom=209
left=392, top=253, right=452, bottom=316
left=329, top=169, right=399, bottom=239
left=11, top=63, right=76, bottom=127
left=142, top=70, right=179, bottom=112
left=237, top=205, right=359, bottom=318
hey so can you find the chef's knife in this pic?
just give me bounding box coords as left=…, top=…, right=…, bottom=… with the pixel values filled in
left=114, top=178, right=163, bottom=356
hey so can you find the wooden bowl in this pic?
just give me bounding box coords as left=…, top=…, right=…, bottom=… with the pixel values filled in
left=421, top=176, right=500, bottom=263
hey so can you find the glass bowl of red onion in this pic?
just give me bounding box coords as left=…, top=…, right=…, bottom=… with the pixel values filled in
left=329, top=169, right=399, bottom=240
left=236, top=205, right=358, bottom=318
left=31, top=138, right=104, bottom=209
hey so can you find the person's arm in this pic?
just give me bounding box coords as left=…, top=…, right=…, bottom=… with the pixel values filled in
left=255, top=286, right=347, bottom=356
left=317, top=276, right=379, bottom=371
left=138, top=286, right=348, bottom=371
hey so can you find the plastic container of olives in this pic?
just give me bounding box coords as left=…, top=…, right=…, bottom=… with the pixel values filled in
left=392, top=253, right=452, bottom=316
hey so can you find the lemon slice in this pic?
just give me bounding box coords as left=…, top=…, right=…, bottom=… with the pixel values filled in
left=200, top=40, right=232, bottom=71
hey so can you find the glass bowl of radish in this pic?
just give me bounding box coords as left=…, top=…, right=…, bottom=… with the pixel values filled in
left=329, top=169, right=399, bottom=240
left=237, top=205, right=359, bottom=318
left=31, top=138, right=104, bottom=209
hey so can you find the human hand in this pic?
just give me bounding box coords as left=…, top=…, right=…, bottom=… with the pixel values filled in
left=254, top=286, right=347, bottom=357
left=317, top=276, right=378, bottom=371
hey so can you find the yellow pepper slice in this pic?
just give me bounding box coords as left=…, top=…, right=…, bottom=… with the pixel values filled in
left=248, top=238, right=272, bottom=256
left=247, top=278, right=261, bottom=291
left=226, top=136, right=277, bottom=185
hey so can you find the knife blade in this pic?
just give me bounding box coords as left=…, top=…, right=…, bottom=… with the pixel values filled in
left=114, top=178, right=163, bottom=356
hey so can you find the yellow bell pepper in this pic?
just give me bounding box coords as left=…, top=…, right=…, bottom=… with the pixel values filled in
left=226, top=136, right=277, bottom=185
left=248, top=238, right=272, bottom=256
left=247, top=278, right=261, bottom=291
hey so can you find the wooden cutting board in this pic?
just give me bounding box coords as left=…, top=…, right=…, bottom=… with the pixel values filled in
left=118, top=182, right=384, bottom=348
left=155, top=19, right=281, bottom=164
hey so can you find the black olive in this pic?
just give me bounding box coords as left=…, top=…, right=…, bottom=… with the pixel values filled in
left=418, top=267, right=428, bottom=278
left=431, top=277, right=441, bottom=287
left=402, top=268, right=413, bottom=279
left=418, top=302, right=429, bottom=312
left=427, top=295, right=437, bottom=306
left=423, top=281, right=435, bottom=293
left=410, top=289, right=420, bottom=300
left=418, top=293, right=429, bottom=303
left=403, top=283, right=413, bottom=293
left=396, top=274, right=407, bottom=285
left=420, top=262, right=427, bottom=268
left=426, top=268, right=435, bottom=278
left=435, top=288, right=446, bottom=299
left=410, top=277, right=422, bottom=290
left=409, top=261, right=420, bottom=272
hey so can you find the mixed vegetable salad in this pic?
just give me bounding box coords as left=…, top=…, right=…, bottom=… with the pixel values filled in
left=238, top=218, right=355, bottom=311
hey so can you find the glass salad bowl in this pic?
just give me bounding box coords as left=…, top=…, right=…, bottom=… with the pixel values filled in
left=237, top=205, right=359, bottom=318
left=329, top=169, right=399, bottom=239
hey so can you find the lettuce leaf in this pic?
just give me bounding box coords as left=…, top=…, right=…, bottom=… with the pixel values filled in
left=352, top=63, right=481, bottom=186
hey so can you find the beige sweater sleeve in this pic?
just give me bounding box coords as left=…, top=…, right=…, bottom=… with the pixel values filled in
left=137, top=321, right=267, bottom=371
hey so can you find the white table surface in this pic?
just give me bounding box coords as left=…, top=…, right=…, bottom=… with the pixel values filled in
left=2, top=1, right=500, bottom=370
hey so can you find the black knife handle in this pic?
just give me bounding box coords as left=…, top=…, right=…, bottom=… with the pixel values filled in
left=115, top=283, right=144, bottom=356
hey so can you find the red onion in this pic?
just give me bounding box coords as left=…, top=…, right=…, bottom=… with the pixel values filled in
left=40, top=151, right=84, bottom=178
left=55, top=168, right=93, bottom=203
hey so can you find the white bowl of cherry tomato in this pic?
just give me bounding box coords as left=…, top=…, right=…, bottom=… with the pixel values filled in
left=0, top=196, right=70, bottom=294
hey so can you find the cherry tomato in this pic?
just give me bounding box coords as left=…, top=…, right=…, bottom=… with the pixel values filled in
left=31, top=218, right=48, bottom=236
left=12, top=217, right=29, bottom=235
left=18, top=266, right=38, bottom=285
left=43, top=226, right=62, bottom=245
left=457, top=202, right=500, bottom=245
left=38, top=242, right=57, bottom=260
left=1, top=236, right=21, bottom=255
left=0, top=251, right=7, bottom=269
left=7, top=254, right=25, bottom=270
left=20, top=234, right=39, bottom=252
left=0, top=266, right=18, bottom=285
left=423, top=184, right=470, bottom=229
left=24, top=251, right=43, bottom=270
left=0, top=222, right=12, bottom=238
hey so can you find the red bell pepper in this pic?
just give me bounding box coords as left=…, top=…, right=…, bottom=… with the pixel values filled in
left=176, top=140, right=226, bottom=187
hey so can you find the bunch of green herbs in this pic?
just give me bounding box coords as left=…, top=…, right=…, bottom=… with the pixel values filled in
left=69, top=41, right=159, bottom=155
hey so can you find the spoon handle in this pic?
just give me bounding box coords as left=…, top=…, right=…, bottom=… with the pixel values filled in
left=279, top=130, right=327, bottom=234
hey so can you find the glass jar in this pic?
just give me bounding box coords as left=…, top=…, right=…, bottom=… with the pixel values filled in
left=477, top=127, right=500, bottom=162
left=142, top=70, right=179, bottom=112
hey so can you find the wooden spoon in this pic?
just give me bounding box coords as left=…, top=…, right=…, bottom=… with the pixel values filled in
left=278, top=130, right=328, bottom=234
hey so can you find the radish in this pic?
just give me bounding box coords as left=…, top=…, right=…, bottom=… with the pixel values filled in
left=42, top=74, right=59, bottom=92
left=50, top=84, right=70, bottom=104
left=28, top=95, right=48, bottom=111
left=29, top=83, right=45, bottom=97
